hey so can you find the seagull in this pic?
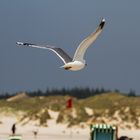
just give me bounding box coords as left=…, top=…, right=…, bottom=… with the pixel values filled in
left=17, top=18, right=105, bottom=71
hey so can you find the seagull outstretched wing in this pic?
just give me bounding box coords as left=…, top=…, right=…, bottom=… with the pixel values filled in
left=73, top=18, right=105, bottom=62
left=16, top=42, right=72, bottom=64
left=17, top=18, right=105, bottom=66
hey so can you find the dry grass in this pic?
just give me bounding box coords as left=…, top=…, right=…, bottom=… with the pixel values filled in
left=0, top=92, right=140, bottom=128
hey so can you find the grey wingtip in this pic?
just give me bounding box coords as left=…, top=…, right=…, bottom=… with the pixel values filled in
left=16, top=42, right=23, bottom=45
left=16, top=42, right=35, bottom=46
left=100, top=18, right=105, bottom=29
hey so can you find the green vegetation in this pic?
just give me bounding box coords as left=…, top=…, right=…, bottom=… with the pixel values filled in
left=0, top=92, right=140, bottom=128
left=0, top=87, right=138, bottom=100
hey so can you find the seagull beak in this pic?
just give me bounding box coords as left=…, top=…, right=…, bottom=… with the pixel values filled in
left=59, top=65, right=65, bottom=69
left=59, top=65, right=72, bottom=70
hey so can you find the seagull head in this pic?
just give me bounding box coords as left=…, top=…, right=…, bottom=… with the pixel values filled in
left=60, top=61, right=85, bottom=71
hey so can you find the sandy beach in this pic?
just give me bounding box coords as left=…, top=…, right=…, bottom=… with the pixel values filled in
left=0, top=111, right=140, bottom=140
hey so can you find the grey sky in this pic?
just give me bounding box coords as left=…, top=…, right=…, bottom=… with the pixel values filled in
left=0, top=0, right=140, bottom=94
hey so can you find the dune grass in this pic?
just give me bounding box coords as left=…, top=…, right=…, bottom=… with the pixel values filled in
left=0, top=92, right=140, bottom=128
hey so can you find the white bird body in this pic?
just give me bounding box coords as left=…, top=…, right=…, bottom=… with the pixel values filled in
left=17, top=18, right=105, bottom=71
left=61, top=61, right=85, bottom=71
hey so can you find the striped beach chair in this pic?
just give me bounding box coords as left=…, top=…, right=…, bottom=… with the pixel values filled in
left=90, top=124, right=117, bottom=140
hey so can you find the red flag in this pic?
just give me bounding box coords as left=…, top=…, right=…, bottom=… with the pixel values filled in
left=66, top=98, right=73, bottom=108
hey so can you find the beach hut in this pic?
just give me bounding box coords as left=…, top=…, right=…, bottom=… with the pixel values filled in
left=90, top=124, right=117, bottom=140
left=8, top=135, right=22, bottom=140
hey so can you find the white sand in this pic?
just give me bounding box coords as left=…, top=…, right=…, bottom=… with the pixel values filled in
left=0, top=111, right=140, bottom=140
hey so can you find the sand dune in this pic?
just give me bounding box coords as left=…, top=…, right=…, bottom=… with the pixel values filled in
left=0, top=111, right=140, bottom=140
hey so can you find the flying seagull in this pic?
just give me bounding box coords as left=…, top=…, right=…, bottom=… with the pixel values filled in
left=17, top=18, right=105, bottom=71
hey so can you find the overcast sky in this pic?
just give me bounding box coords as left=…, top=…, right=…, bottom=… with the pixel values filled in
left=0, top=0, right=140, bottom=94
